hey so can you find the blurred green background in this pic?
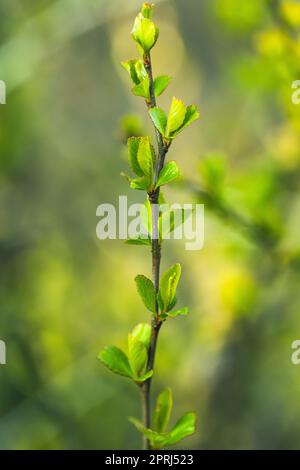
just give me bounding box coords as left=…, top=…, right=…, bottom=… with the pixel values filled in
left=1, top=0, right=300, bottom=450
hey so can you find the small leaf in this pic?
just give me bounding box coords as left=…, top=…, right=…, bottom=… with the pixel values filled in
left=129, top=418, right=164, bottom=446
left=135, top=60, right=148, bottom=82
left=166, top=97, right=186, bottom=137
left=128, top=334, right=148, bottom=377
left=135, top=275, right=156, bottom=313
left=159, top=263, right=181, bottom=312
left=170, top=105, right=200, bottom=138
left=156, top=161, right=180, bottom=188
left=154, top=75, right=172, bottom=97
left=130, top=412, right=196, bottom=450
left=128, top=137, right=144, bottom=176
left=153, top=388, right=173, bottom=433
left=165, top=412, right=196, bottom=446
left=137, top=137, right=154, bottom=179
left=132, top=14, right=159, bottom=52
left=182, top=105, right=200, bottom=129
left=98, top=346, right=133, bottom=379
left=167, top=307, right=189, bottom=318
left=131, top=323, right=151, bottom=349
left=149, top=107, right=167, bottom=136
left=130, top=176, right=151, bottom=191
left=121, top=60, right=140, bottom=85
left=126, top=237, right=151, bottom=246
left=132, top=77, right=150, bottom=99
left=136, top=369, right=153, bottom=383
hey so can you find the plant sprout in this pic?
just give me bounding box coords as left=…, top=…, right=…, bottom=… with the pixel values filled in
left=98, top=3, right=200, bottom=450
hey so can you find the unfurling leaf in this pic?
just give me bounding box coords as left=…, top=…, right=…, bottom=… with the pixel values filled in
left=165, top=413, right=196, bottom=446
left=132, top=12, right=159, bottom=53
left=126, top=138, right=156, bottom=191
left=130, top=175, right=151, bottom=191
left=166, top=97, right=186, bottom=136
left=128, top=334, right=148, bottom=377
left=165, top=97, right=200, bottom=139
left=129, top=323, right=153, bottom=382
left=121, top=60, right=141, bottom=86
left=171, top=105, right=200, bottom=138
left=132, top=77, right=150, bottom=99
left=129, top=418, right=164, bottom=448
left=122, top=60, right=150, bottom=99
left=156, top=161, right=180, bottom=188
left=167, top=307, right=189, bottom=318
left=130, top=411, right=196, bottom=449
left=149, top=107, right=167, bottom=136
left=128, top=137, right=144, bottom=176
left=98, top=346, right=133, bottom=378
left=135, top=274, right=156, bottom=313
left=154, top=75, right=172, bottom=97
left=153, top=388, right=173, bottom=433
left=159, top=263, right=181, bottom=312
left=131, top=323, right=151, bottom=349
left=137, top=137, right=155, bottom=179
left=136, top=369, right=154, bottom=383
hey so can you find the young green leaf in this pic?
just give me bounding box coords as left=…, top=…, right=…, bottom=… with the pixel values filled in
left=159, top=263, right=181, bottom=312
left=127, top=137, right=144, bottom=176
left=130, top=411, right=196, bottom=449
left=166, top=97, right=186, bottom=137
left=126, top=236, right=151, bottom=246
left=128, top=334, right=148, bottom=377
left=164, top=412, right=196, bottom=446
left=132, top=77, right=150, bottom=99
left=153, top=388, right=173, bottom=433
left=130, top=176, right=151, bottom=191
left=137, top=137, right=154, bottom=179
left=149, top=107, right=167, bottom=136
left=132, top=13, right=159, bottom=52
left=121, top=60, right=140, bottom=85
left=156, top=161, right=180, bottom=188
left=131, top=323, right=151, bottom=349
left=98, top=346, right=133, bottom=379
left=154, top=75, right=172, bottom=97
left=167, top=307, right=189, bottom=318
left=135, top=275, right=156, bottom=313
left=171, top=105, right=200, bottom=138
left=129, top=418, right=165, bottom=448
left=135, top=369, right=154, bottom=383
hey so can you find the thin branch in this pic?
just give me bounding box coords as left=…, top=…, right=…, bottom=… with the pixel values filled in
left=139, top=51, right=168, bottom=450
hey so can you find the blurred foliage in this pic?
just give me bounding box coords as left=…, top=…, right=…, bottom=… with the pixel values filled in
left=1, top=0, right=300, bottom=450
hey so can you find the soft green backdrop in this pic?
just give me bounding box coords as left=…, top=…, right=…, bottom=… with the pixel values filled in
left=1, top=0, right=300, bottom=449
